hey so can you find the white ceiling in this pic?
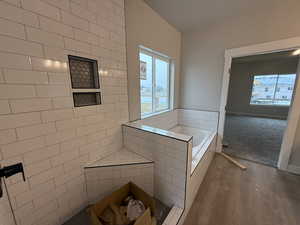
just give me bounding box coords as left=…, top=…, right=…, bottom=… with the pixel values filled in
left=144, top=0, right=286, bottom=32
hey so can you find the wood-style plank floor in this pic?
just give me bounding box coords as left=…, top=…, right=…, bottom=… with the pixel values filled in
left=183, top=154, right=300, bottom=225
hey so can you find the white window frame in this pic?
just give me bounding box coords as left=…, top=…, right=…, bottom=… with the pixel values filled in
left=250, top=74, right=296, bottom=107
left=139, top=47, right=172, bottom=118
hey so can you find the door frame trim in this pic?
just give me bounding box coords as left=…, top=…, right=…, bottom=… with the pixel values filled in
left=217, top=36, right=300, bottom=171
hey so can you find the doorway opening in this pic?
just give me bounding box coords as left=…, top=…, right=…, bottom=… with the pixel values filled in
left=223, top=50, right=299, bottom=167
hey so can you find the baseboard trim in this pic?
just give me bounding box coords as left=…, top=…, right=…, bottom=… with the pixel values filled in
left=226, top=111, right=287, bottom=120
left=287, top=164, right=300, bottom=175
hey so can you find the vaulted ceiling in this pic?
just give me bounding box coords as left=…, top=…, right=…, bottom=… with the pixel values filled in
left=144, top=0, right=292, bottom=32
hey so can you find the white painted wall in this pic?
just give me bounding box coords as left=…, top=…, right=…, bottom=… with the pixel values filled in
left=125, top=0, right=181, bottom=121
left=227, top=58, right=298, bottom=119
left=180, top=2, right=300, bottom=170
left=180, top=2, right=300, bottom=111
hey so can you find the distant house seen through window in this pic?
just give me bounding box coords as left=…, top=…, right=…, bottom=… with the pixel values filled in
left=139, top=48, right=171, bottom=117
left=250, top=74, right=297, bottom=106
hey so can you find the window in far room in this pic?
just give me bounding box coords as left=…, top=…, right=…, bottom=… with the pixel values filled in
left=139, top=48, right=172, bottom=117
left=250, top=74, right=297, bottom=106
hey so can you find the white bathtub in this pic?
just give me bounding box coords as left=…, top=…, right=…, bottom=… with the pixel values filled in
left=169, top=125, right=214, bottom=173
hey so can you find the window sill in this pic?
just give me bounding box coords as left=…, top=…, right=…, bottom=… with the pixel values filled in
left=141, top=109, right=172, bottom=119
left=249, top=104, right=290, bottom=108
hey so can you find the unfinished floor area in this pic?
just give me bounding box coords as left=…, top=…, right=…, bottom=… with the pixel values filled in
left=183, top=154, right=300, bottom=225
left=223, top=114, right=287, bottom=167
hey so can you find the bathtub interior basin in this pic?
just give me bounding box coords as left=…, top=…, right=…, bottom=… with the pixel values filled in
left=169, top=125, right=214, bottom=173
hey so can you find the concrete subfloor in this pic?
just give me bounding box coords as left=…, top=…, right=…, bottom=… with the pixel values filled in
left=223, top=114, right=287, bottom=167
left=63, top=198, right=170, bottom=225
left=63, top=209, right=91, bottom=225
left=183, top=154, right=300, bottom=225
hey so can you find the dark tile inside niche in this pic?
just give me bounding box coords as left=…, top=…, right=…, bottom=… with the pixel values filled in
left=73, top=92, right=101, bottom=107
left=68, top=55, right=99, bottom=89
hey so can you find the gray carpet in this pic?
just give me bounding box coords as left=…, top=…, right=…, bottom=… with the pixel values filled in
left=223, top=115, right=287, bottom=167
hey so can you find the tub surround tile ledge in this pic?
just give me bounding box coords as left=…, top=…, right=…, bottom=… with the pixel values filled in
left=123, top=122, right=192, bottom=142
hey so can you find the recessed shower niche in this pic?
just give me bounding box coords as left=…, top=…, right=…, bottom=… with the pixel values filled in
left=68, top=55, right=102, bottom=107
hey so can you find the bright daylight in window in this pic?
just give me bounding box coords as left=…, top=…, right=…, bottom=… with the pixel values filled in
left=140, top=49, right=171, bottom=117
left=250, top=74, right=297, bottom=106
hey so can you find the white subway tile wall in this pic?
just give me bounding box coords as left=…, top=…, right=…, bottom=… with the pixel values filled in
left=178, top=109, right=219, bottom=131
left=0, top=0, right=127, bottom=224
left=85, top=163, right=154, bottom=204
left=123, top=126, right=188, bottom=208
left=133, top=109, right=219, bottom=133
left=0, top=180, right=16, bottom=225
left=135, top=110, right=178, bottom=130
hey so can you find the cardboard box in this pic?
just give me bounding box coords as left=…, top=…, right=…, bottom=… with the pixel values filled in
left=87, top=182, right=156, bottom=225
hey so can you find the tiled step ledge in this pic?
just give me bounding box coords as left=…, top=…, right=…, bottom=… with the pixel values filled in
left=84, top=148, right=153, bottom=168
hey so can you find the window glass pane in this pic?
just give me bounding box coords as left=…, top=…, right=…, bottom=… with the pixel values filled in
left=250, top=74, right=296, bottom=106
left=139, top=49, right=171, bottom=117
left=274, top=74, right=296, bottom=106
left=155, top=58, right=169, bottom=111
left=250, top=75, right=277, bottom=105
left=140, top=52, right=153, bottom=115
